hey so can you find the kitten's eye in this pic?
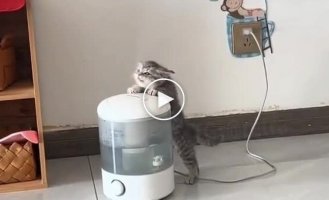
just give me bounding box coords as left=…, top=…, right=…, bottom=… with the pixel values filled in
left=144, top=72, right=151, bottom=75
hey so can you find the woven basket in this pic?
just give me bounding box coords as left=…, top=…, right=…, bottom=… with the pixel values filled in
left=0, top=141, right=36, bottom=184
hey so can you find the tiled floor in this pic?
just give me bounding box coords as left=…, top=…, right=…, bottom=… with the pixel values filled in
left=2, top=133, right=329, bottom=200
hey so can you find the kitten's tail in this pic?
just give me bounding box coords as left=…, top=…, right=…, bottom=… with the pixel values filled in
left=187, top=123, right=224, bottom=147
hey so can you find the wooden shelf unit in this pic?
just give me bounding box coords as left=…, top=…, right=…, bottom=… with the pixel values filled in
left=0, top=1, right=47, bottom=192
left=0, top=179, right=44, bottom=193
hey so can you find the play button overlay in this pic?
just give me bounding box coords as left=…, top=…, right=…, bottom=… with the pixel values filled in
left=142, top=78, right=185, bottom=121
left=158, top=92, right=174, bottom=108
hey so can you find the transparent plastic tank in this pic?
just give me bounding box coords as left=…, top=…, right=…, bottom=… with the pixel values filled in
left=97, top=94, right=173, bottom=175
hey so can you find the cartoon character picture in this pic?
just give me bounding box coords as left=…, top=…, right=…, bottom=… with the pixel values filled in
left=221, top=0, right=265, bottom=19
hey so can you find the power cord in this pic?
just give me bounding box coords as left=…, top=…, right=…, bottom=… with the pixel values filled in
left=265, top=0, right=268, bottom=18
left=174, top=30, right=277, bottom=184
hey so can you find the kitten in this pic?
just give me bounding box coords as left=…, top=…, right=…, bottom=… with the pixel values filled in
left=127, top=61, right=221, bottom=184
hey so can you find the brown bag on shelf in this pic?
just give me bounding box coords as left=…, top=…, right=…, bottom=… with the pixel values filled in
left=0, top=34, right=16, bottom=91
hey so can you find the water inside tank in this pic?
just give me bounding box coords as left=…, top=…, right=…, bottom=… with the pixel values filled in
left=99, top=117, right=173, bottom=175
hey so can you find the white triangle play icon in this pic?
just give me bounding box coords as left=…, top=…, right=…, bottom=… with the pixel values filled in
left=158, top=92, right=174, bottom=108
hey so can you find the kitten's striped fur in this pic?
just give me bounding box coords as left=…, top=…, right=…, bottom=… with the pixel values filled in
left=127, top=61, right=221, bottom=184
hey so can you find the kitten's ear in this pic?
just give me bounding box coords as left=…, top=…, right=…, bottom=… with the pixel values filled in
left=159, top=67, right=175, bottom=74
left=137, top=62, right=144, bottom=69
left=166, top=69, right=175, bottom=74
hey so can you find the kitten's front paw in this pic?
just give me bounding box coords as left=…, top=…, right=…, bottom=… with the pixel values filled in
left=146, top=89, right=158, bottom=96
left=127, top=87, right=139, bottom=94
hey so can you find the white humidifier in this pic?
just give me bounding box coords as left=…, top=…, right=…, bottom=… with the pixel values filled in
left=97, top=93, right=174, bottom=200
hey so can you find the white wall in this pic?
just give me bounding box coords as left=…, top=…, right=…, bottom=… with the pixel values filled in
left=30, top=0, right=329, bottom=127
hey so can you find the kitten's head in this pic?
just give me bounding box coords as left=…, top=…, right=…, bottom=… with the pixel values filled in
left=133, top=61, right=175, bottom=87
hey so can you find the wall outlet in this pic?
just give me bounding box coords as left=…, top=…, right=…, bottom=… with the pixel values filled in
left=232, top=22, right=262, bottom=55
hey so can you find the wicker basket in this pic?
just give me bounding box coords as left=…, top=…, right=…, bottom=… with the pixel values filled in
left=0, top=141, right=36, bottom=184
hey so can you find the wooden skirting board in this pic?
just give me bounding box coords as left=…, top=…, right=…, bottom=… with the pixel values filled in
left=44, top=106, right=329, bottom=159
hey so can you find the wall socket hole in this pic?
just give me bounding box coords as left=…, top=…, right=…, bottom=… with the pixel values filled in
left=232, top=22, right=262, bottom=55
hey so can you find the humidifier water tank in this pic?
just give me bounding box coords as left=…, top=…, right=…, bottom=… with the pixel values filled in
left=97, top=93, right=174, bottom=200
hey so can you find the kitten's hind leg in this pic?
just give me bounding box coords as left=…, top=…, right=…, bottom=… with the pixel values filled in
left=127, top=85, right=145, bottom=94
left=174, top=135, right=199, bottom=185
left=184, top=158, right=199, bottom=185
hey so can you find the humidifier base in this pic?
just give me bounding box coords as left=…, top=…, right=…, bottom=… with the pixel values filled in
left=102, top=165, right=174, bottom=200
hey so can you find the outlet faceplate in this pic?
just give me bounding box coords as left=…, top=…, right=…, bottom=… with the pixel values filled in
left=232, top=22, right=262, bottom=55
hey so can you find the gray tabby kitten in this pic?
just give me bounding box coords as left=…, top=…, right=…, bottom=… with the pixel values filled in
left=127, top=61, right=220, bottom=184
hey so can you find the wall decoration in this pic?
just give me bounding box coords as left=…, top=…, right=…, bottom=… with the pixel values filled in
left=218, top=0, right=275, bottom=57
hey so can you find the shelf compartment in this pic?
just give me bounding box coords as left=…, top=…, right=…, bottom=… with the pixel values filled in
left=0, top=99, right=36, bottom=138
left=0, top=80, right=34, bottom=101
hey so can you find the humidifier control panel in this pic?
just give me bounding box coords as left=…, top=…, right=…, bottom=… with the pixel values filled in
left=111, top=180, right=125, bottom=196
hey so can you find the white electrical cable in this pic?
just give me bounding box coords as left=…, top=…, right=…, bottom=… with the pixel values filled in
left=175, top=31, right=276, bottom=184
left=265, top=0, right=268, bottom=17
left=244, top=31, right=276, bottom=176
